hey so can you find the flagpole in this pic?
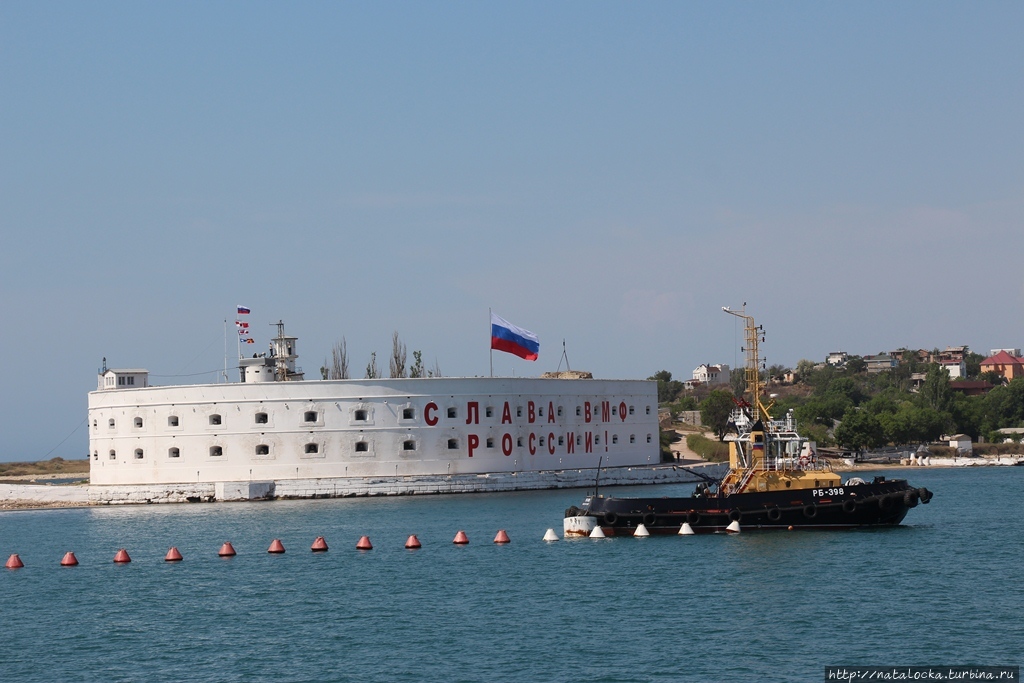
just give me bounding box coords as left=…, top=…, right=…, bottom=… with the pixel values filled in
left=223, top=320, right=228, bottom=383
left=489, top=308, right=493, bottom=378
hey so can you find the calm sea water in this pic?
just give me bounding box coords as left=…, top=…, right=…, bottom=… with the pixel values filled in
left=0, top=467, right=1020, bottom=683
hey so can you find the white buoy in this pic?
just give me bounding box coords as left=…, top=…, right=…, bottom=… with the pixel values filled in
left=589, top=526, right=606, bottom=538
left=634, top=524, right=650, bottom=538
left=678, top=522, right=695, bottom=536
left=543, top=528, right=559, bottom=542
left=726, top=520, right=741, bottom=533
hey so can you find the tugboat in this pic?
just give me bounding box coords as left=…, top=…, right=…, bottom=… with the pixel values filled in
left=563, top=306, right=934, bottom=535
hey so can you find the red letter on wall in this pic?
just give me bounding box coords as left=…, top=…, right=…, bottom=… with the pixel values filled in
left=466, top=402, right=479, bottom=425
left=619, top=401, right=627, bottom=421
left=424, top=402, right=439, bottom=426
left=501, top=433, right=513, bottom=456
left=548, top=402, right=556, bottom=423
left=548, top=432, right=556, bottom=455
left=528, top=433, right=536, bottom=455
left=528, top=401, right=535, bottom=424
left=501, top=402, right=512, bottom=424
left=584, top=402, right=591, bottom=423
left=602, top=401, right=610, bottom=422
left=468, top=433, right=479, bottom=458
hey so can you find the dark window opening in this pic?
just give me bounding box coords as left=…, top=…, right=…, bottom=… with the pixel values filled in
left=355, top=442, right=368, bottom=452
left=168, top=416, right=179, bottom=427
left=169, top=448, right=180, bottom=458
left=354, top=409, right=367, bottom=421
left=304, top=443, right=319, bottom=454
left=210, top=446, right=223, bottom=457
left=403, top=440, right=416, bottom=451
left=209, top=414, right=222, bottom=426
left=447, top=438, right=458, bottom=449
left=255, top=444, right=269, bottom=455
left=304, top=411, right=318, bottom=423
left=255, top=412, right=268, bottom=424
left=402, top=408, right=414, bottom=420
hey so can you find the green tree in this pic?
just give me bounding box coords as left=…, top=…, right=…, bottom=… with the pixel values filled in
left=700, top=390, right=736, bottom=441
left=918, top=364, right=953, bottom=413
left=835, top=408, right=885, bottom=451
left=649, top=370, right=684, bottom=404
left=964, top=351, right=984, bottom=379
left=845, top=355, right=867, bottom=374
left=409, top=350, right=424, bottom=378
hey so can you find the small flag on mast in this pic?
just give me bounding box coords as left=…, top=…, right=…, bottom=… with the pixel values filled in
left=237, top=305, right=251, bottom=315
left=490, top=313, right=539, bottom=361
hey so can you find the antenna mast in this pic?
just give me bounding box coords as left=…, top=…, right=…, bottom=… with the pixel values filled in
left=722, top=305, right=772, bottom=422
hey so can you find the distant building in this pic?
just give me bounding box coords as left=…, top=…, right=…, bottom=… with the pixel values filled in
left=890, top=346, right=968, bottom=365
left=950, top=380, right=994, bottom=397
left=909, top=373, right=927, bottom=393
left=865, top=353, right=897, bottom=374
left=692, top=363, right=730, bottom=386
left=980, top=350, right=1024, bottom=382
left=989, top=348, right=1021, bottom=358
left=939, top=359, right=965, bottom=379
left=826, top=351, right=848, bottom=367
left=944, top=434, right=973, bottom=454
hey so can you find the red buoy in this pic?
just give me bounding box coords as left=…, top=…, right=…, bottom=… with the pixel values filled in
left=405, top=534, right=421, bottom=549
left=218, top=542, right=237, bottom=557
left=5, top=553, right=24, bottom=569
left=311, top=536, right=329, bottom=552
left=356, top=535, right=373, bottom=550
left=453, top=530, right=469, bottom=545
left=493, top=530, right=511, bottom=544
left=165, top=547, right=183, bottom=562
left=60, top=551, right=79, bottom=566
left=268, top=539, right=286, bottom=554
left=113, top=548, right=131, bottom=563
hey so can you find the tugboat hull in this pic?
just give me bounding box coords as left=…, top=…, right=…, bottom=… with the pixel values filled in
left=565, top=480, right=933, bottom=535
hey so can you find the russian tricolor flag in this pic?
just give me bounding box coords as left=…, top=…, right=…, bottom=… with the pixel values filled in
left=237, top=305, right=250, bottom=315
left=491, top=312, right=539, bottom=361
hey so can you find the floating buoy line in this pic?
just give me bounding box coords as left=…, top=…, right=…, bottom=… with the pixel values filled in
left=2, top=526, right=750, bottom=569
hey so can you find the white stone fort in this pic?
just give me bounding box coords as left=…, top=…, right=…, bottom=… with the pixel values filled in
left=87, top=323, right=710, bottom=504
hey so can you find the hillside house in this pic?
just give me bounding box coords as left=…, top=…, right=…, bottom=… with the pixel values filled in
left=980, top=350, right=1024, bottom=382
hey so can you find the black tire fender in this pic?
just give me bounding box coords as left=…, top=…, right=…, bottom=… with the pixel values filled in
left=728, top=509, right=742, bottom=523
left=686, top=511, right=701, bottom=526
left=642, top=512, right=657, bottom=527
left=603, top=511, right=618, bottom=525
left=878, top=494, right=893, bottom=510
left=803, top=504, right=817, bottom=519
left=904, top=490, right=919, bottom=508
left=842, top=499, right=857, bottom=514
left=767, top=507, right=782, bottom=522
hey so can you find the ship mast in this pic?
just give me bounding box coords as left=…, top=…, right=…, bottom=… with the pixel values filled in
left=722, top=305, right=772, bottom=423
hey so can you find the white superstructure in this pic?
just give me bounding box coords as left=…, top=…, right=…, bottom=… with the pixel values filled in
left=88, top=323, right=671, bottom=501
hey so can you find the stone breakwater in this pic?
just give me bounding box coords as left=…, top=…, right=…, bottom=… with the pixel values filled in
left=86, top=464, right=729, bottom=505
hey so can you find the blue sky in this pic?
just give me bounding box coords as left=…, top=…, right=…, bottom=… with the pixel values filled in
left=1, top=2, right=1021, bottom=461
